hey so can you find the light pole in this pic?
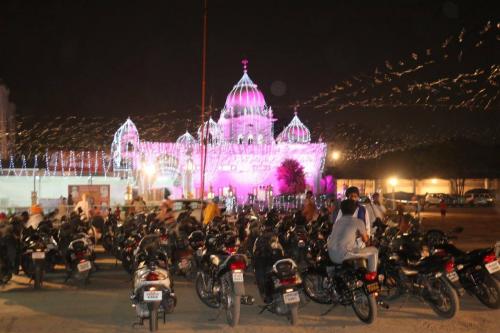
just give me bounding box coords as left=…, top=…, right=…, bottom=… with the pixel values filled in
left=388, top=177, right=398, bottom=210
left=142, top=163, right=157, bottom=201
left=331, top=150, right=341, bottom=196
left=31, top=168, right=38, bottom=205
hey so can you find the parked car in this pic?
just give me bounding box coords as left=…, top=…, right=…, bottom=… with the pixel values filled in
left=424, top=193, right=448, bottom=207
left=465, top=193, right=495, bottom=207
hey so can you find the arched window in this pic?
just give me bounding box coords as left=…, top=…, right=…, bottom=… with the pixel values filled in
left=247, top=135, right=254, bottom=145
left=238, top=134, right=244, bottom=144
left=127, top=142, right=134, bottom=152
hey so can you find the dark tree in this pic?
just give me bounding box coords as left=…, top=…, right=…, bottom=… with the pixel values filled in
left=277, top=159, right=306, bottom=195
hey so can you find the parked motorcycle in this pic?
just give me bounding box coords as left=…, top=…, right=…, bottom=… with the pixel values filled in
left=21, top=232, right=50, bottom=289
left=0, top=227, right=19, bottom=285
left=259, top=258, right=303, bottom=325
left=65, top=232, right=94, bottom=285
left=101, top=214, right=117, bottom=254
left=169, top=216, right=198, bottom=279
left=131, top=235, right=176, bottom=332
left=378, top=231, right=461, bottom=319
left=303, top=255, right=379, bottom=324
left=285, top=225, right=309, bottom=272
left=121, top=230, right=143, bottom=274
left=195, top=230, right=251, bottom=326
left=425, top=228, right=500, bottom=309
left=0, top=241, right=14, bottom=285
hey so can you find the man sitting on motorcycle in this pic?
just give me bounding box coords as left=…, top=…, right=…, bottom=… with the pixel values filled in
left=333, top=187, right=370, bottom=234
left=327, top=199, right=378, bottom=273
left=253, top=210, right=285, bottom=304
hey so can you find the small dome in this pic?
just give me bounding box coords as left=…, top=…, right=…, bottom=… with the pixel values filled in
left=111, top=118, right=140, bottom=168
left=221, top=60, right=270, bottom=119
left=276, top=112, right=311, bottom=144
left=197, top=117, right=223, bottom=145
left=176, top=130, right=196, bottom=145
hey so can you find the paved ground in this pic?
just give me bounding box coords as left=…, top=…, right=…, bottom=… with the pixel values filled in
left=1, top=208, right=499, bottom=333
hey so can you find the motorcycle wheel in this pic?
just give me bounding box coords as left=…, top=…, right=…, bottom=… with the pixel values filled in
left=34, top=264, right=43, bottom=290
left=473, top=273, right=500, bottom=309
left=226, top=292, right=241, bottom=327
left=222, top=274, right=240, bottom=327
left=185, top=259, right=197, bottom=281
left=288, top=303, right=299, bottom=326
left=0, top=259, right=12, bottom=284
left=351, top=289, right=377, bottom=324
left=425, top=277, right=460, bottom=318
left=302, top=272, right=332, bottom=304
left=148, top=302, right=159, bottom=332
left=102, top=236, right=113, bottom=253
left=380, top=273, right=403, bottom=301
left=80, top=270, right=91, bottom=287
left=122, top=257, right=133, bottom=275
left=195, top=273, right=219, bottom=308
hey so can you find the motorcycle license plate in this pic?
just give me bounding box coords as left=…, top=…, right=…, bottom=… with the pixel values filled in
left=485, top=261, right=500, bottom=274
left=232, top=271, right=244, bottom=282
left=367, top=282, right=379, bottom=293
left=144, top=290, right=162, bottom=301
left=446, top=271, right=459, bottom=282
left=283, top=291, right=300, bottom=304
left=77, top=261, right=92, bottom=272
left=32, top=252, right=45, bottom=260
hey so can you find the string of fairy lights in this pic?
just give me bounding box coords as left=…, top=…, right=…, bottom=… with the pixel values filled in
left=0, top=151, right=114, bottom=178
left=3, top=20, right=498, bottom=166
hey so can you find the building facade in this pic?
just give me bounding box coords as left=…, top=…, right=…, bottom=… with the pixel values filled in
left=0, top=61, right=327, bottom=209
left=111, top=61, right=327, bottom=200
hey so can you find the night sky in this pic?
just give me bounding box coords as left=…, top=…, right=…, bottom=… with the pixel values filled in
left=1, top=0, right=498, bottom=119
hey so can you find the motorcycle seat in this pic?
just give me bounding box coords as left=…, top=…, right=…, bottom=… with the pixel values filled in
left=342, top=258, right=367, bottom=269
left=400, top=266, right=419, bottom=276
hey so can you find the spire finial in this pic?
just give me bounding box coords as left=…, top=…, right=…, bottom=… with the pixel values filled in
left=242, top=59, right=248, bottom=73
left=293, top=102, right=300, bottom=116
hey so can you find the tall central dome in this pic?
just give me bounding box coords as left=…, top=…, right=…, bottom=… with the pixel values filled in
left=218, top=60, right=275, bottom=144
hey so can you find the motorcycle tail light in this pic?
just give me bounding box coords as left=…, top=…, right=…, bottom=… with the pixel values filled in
left=483, top=252, right=496, bottom=264
left=229, top=261, right=246, bottom=271
left=146, top=272, right=161, bottom=281
left=445, top=259, right=455, bottom=273
left=226, top=247, right=237, bottom=255
left=364, top=272, right=377, bottom=282
left=279, top=277, right=297, bottom=286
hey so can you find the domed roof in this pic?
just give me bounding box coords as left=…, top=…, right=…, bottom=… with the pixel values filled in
left=176, top=130, right=196, bottom=145
left=276, top=111, right=311, bottom=144
left=111, top=118, right=140, bottom=168
left=197, top=117, right=223, bottom=144
left=221, top=60, right=270, bottom=118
